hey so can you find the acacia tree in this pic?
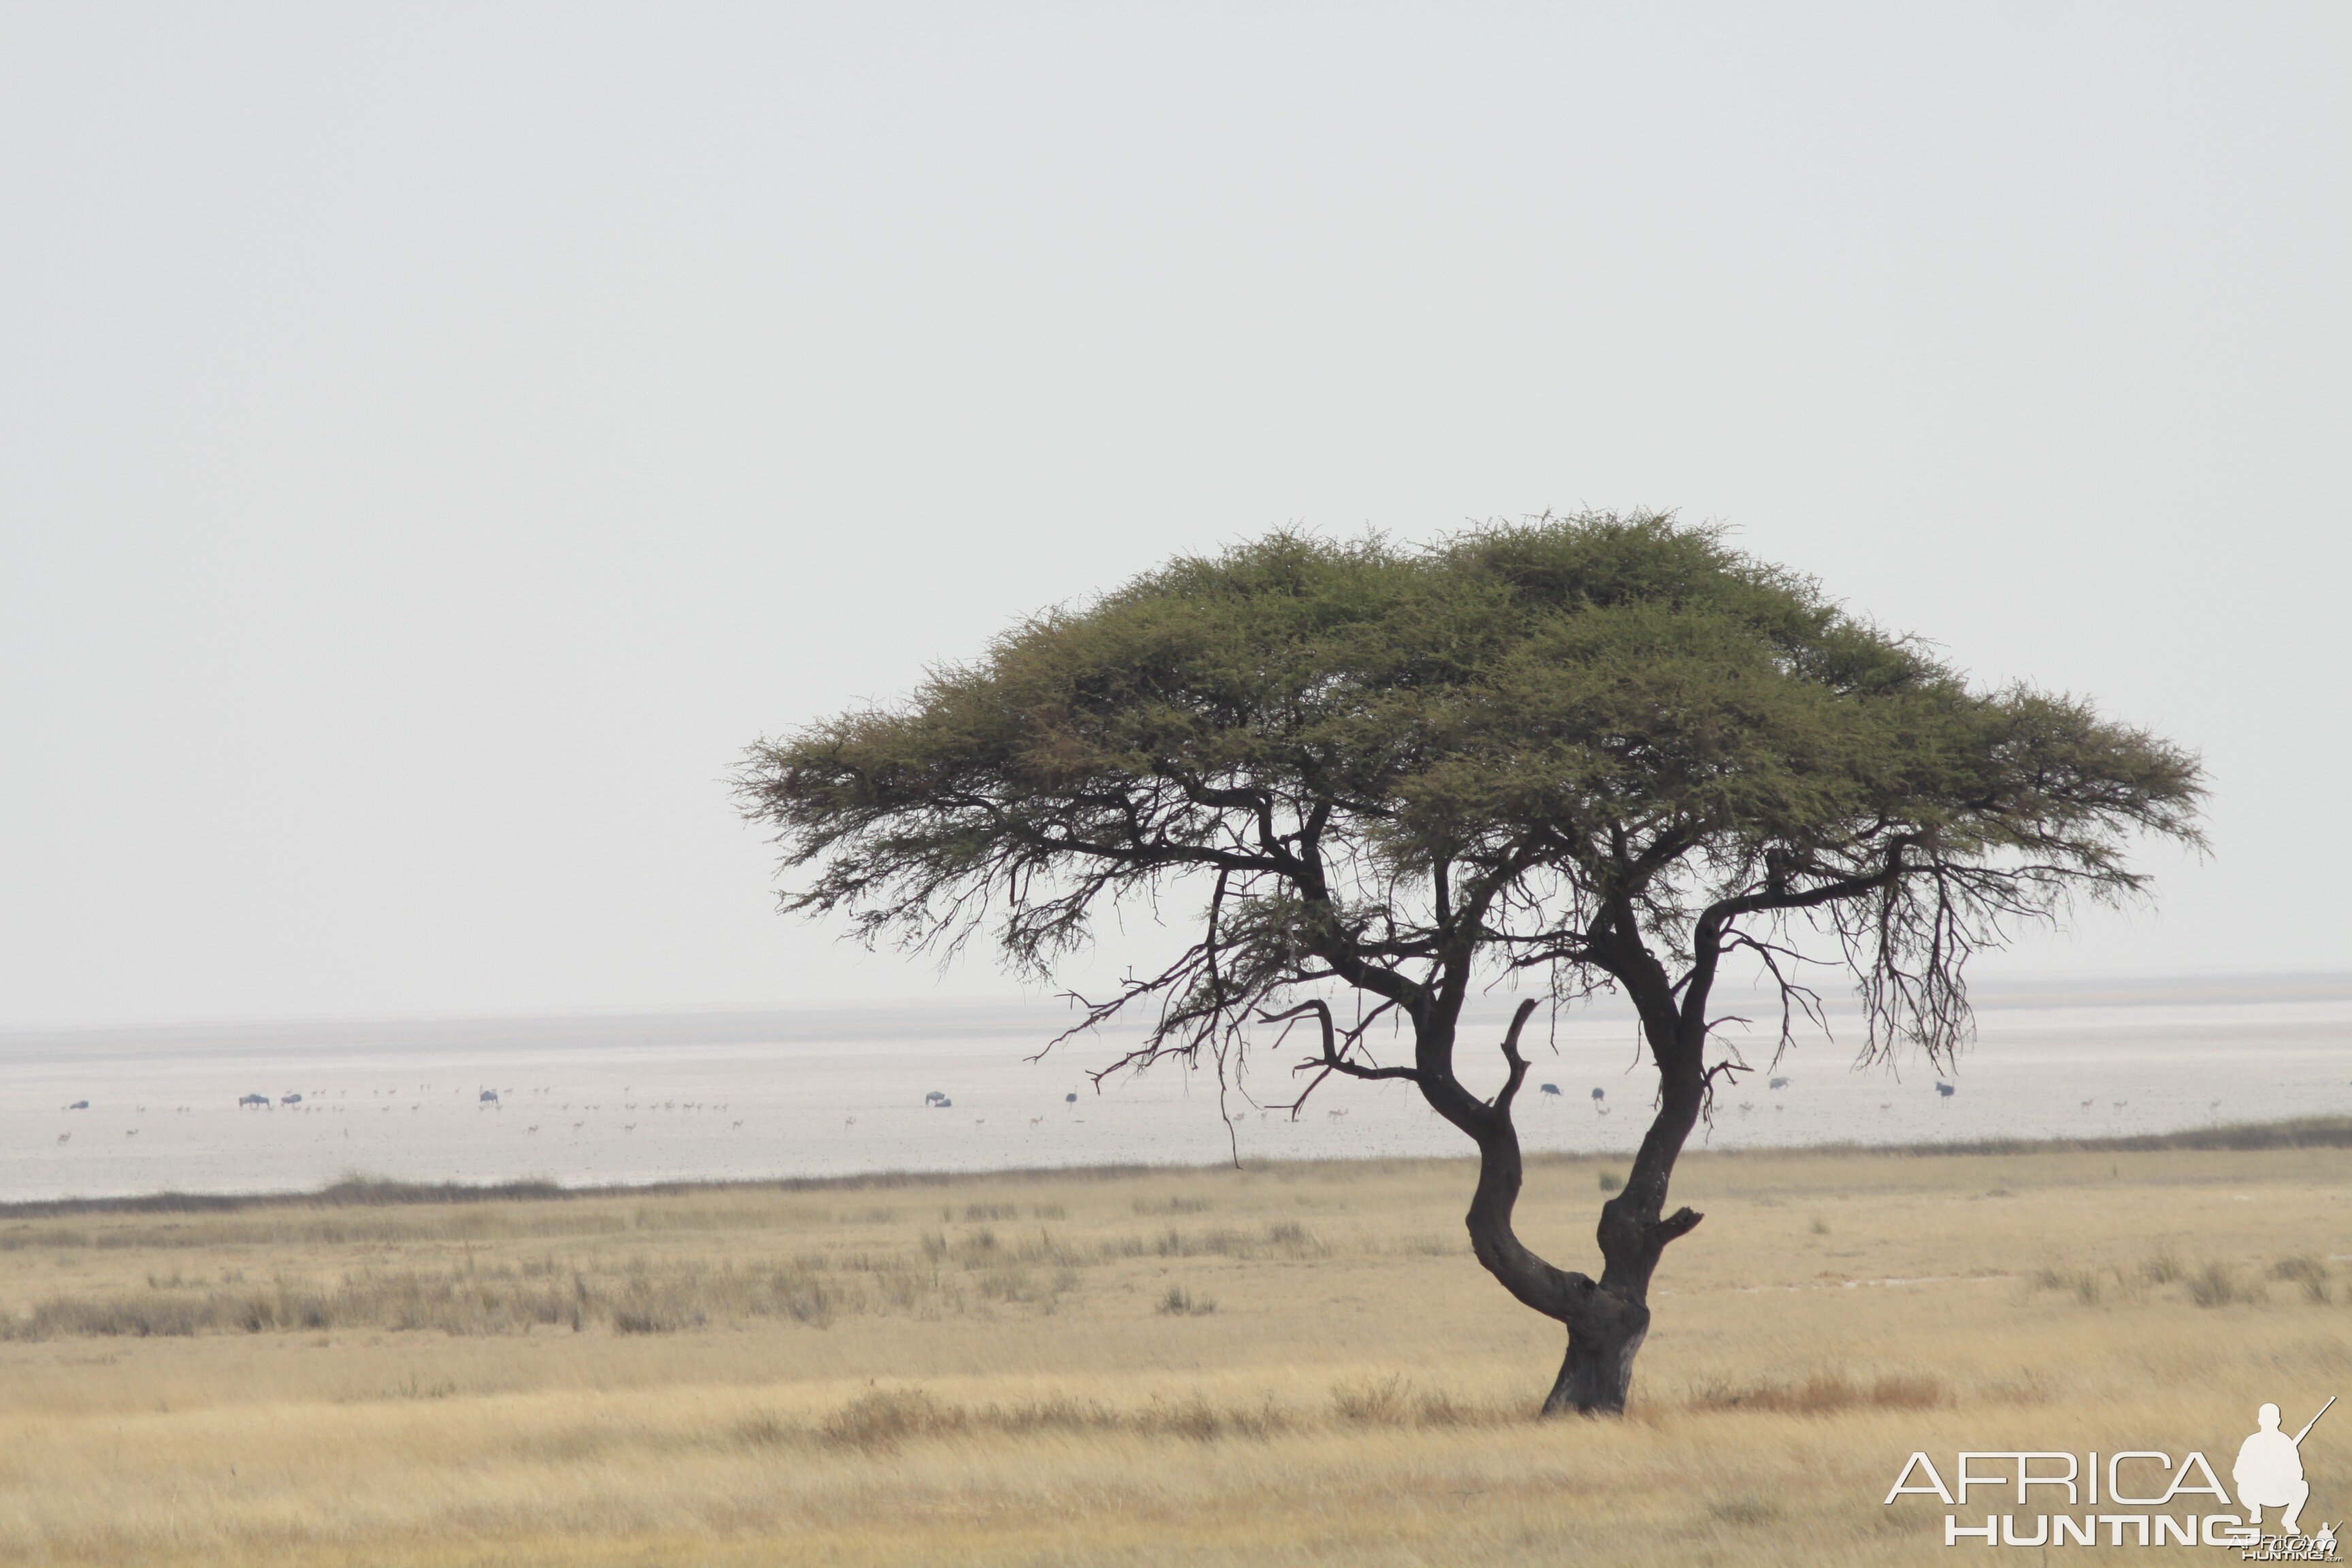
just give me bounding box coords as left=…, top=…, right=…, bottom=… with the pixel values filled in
left=736, top=514, right=2202, bottom=1414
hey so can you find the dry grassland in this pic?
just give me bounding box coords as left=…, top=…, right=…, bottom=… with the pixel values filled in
left=1, top=1139, right=2347, bottom=1566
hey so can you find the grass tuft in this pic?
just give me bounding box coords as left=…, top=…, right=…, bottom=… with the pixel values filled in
left=1690, top=1373, right=1941, bottom=1415
left=1710, top=1497, right=1779, bottom=1525
left=1156, top=1286, right=1216, bottom=1317
left=819, top=1388, right=965, bottom=1452
left=2267, top=1256, right=2331, bottom=1305
left=1330, top=1375, right=1494, bottom=1428
left=2031, top=1265, right=2105, bottom=1305
left=2186, top=1262, right=2266, bottom=1307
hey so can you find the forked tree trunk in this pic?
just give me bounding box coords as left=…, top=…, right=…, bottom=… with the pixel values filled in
left=1433, top=998, right=1705, bottom=1418
left=1527, top=1193, right=1690, bottom=1416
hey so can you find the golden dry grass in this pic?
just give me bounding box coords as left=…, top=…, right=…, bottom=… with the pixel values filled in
left=1, top=1141, right=2346, bottom=1565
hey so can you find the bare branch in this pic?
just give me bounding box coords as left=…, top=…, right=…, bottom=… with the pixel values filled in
left=1259, top=999, right=1419, bottom=1118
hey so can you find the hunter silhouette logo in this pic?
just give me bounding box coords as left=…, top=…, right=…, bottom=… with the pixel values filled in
left=2238, top=1399, right=2332, bottom=1537
left=1882, top=1394, right=2338, bottom=1554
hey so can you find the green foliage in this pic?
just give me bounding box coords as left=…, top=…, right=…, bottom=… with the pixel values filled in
left=738, top=513, right=2202, bottom=1079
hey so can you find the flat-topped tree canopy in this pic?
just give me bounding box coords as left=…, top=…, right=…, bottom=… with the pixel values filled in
left=738, top=512, right=2204, bottom=1414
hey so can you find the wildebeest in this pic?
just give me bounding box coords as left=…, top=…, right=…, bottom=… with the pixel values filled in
left=924, top=1090, right=949, bottom=1106
left=479, top=1090, right=499, bottom=1103
left=281, top=1092, right=303, bottom=1105
left=1768, top=1076, right=1790, bottom=1090
left=239, top=1093, right=270, bottom=1108
left=1935, top=1081, right=1956, bottom=1098
left=1065, top=1092, right=1078, bottom=1104
left=66, top=1100, right=89, bottom=1111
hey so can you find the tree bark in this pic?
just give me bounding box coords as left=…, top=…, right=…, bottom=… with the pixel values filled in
left=1435, top=992, right=1706, bottom=1418
left=1544, top=1295, right=1650, bottom=1415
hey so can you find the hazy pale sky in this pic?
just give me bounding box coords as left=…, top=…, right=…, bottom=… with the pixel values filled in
left=3, top=5, right=2345, bottom=1028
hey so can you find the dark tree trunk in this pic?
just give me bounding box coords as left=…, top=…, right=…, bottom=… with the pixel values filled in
left=1429, top=990, right=1708, bottom=1418
left=1544, top=1299, right=1650, bottom=1416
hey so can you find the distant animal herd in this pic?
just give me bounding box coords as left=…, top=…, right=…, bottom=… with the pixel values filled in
left=36, top=1079, right=2011, bottom=1124
left=36, top=1070, right=2302, bottom=1154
